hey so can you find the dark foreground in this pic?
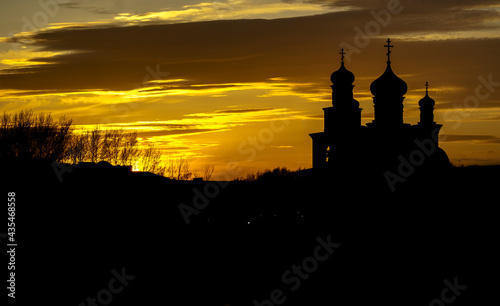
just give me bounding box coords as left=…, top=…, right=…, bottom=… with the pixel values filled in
left=1, top=161, right=498, bottom=305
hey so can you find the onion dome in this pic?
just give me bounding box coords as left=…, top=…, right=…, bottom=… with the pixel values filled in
left=369, top=38, right=408, bottom=97
left=330, top=48, right=355, bottom=84
left=419, top=82, right=435, bottom=107
left=331, top=62, right=355, bottom=84
left=370, top=64, right=408, bottom=97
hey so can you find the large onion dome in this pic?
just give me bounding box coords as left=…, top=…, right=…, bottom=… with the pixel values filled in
left=370, top=63, right=408, bottom=97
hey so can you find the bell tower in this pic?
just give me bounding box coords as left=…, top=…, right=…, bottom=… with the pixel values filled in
left=369, top=39, right=408, bottom=127
left=309, top=39, right=450, bottom=173
left=324, top=48, right=362, bottom=132
left=310, top=48, right=362, bottom=169
left=418, top=82, right=436, bottom=126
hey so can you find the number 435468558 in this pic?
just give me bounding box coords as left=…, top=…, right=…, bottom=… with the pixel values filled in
left=8, top=192, right=15, bottom=242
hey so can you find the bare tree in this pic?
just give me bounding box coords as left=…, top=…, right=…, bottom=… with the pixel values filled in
left=165, top=157, right=176, bottom=179
left=109, top=130, right=123, bottom=165
left=66, top=133, right=88, bottom=163
left=140, top=143, right=166, bottom=176
left=119, top=131, right=139, bottom=166
left=87, top=127, right=101, bottom=163
left=163, top=157, right=191, bottom=180
left=99, top=131, right=112, bottom=163
left=201, top=163, right=215, bottom=181
left=0, top=110, right=72, bottom=162
left=176, top=158, right=191, bottom=180
left=0, top=110, right=195, bottom=179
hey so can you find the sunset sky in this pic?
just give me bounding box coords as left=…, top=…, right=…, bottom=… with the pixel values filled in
left=1, top=0, right=500, bottom=178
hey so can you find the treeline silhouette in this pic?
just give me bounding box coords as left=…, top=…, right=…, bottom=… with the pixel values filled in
left=1, top=110, right=309, bottom=181
left=0, top=109, right=192, bottom=178
left=0, top=109, right=72, bottom=161
left=237, top=166, right=305, bottom=182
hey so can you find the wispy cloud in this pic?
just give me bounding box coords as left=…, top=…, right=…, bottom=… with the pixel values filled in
left=2, top=0, right=500, bottom=98
left=114, top=0, right=340, bottom=24
left=59, top=0, right=125, bottom=15
left=1, top=15, right=499, bottom=116
left=1, top=0, right=499, bottom=168
left=71, top=107, right=301, bottom=161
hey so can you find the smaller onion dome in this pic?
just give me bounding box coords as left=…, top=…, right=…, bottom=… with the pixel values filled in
left=331, top=62, right=355, bottom=84
left=419, top=82, right=435, bottom=107
left=330, top=48, right=355, bottom=84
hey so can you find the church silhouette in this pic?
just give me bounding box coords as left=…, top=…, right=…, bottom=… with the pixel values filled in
left=3, top=38, right=499, bottom=306
left=310, top=39, right=450, bottom=176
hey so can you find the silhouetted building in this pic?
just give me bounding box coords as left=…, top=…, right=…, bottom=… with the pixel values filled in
left=310, top=39, right=449, bottom=172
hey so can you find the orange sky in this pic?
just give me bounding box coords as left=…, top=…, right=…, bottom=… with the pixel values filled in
left=1, top=0, right=500, bottom=178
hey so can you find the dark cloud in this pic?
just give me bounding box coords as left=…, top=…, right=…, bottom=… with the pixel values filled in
left=305, top=114, right=324, bottom=118
left=139, top=84, right=242, bottom=94
left=136, top=128, right=218, bottom=138
left=442, top=134, right=500, bottom=143
left=215, top=108, right=274, bottom=114
left=0, top=4, right=499, bottom=112
left=439, top=100, right=500, bottom=110
left=361, top=112, right=375, bottom=119
left=112, top=123, right=198, bottom=129
left=295, top=0, right=500, bottom=10
left=484, top=115, right=500, bottom=121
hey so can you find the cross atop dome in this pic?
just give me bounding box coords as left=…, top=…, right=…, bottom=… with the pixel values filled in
left=330, top=48, right=354, bottom=85
left=384, top=38, right=393, bottom=64
left=339, top=48, right=346, bottom=64
left=370, top=39, right=407, bottom=99
left=310, top=39, right=448, bottom=171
